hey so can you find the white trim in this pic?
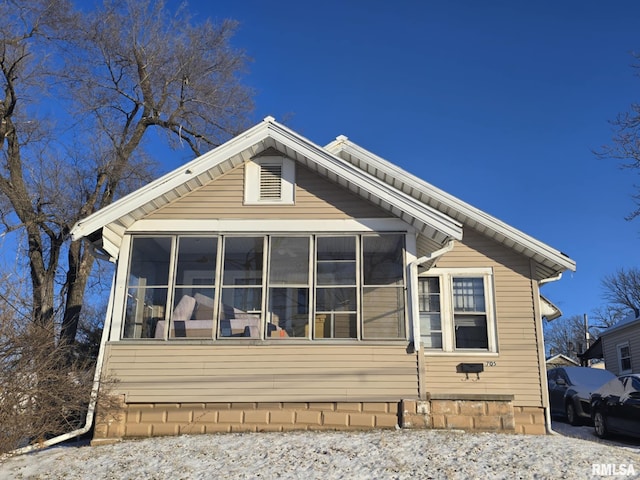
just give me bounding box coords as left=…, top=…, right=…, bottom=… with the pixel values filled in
left=418, top=267, right=497, bottom=353
left=127, top=218, right=416, bottom=233
left=617, top=341, right=632, bottom=374
left=110, top=235, right=133, bottom=341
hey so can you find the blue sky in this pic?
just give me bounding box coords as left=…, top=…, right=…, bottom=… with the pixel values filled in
left=160, top=0, right=638, bottom=323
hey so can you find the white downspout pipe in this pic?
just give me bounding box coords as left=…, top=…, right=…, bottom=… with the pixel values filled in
left=11, top=272, right=117, bottom=455
left=408, top=239, right=455, bottom=352
left=538, top=272, right=563, bottom=435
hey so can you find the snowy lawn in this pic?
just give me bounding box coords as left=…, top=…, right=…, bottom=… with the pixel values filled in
left=1, top=428, right=639, bottom=480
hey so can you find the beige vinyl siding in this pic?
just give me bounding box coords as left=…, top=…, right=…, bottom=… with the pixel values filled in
left=103, top=344, right=418, bottom=403
left=420, top=228, right=545, bottom=407
left=603, top=323, right=640, bottom=374
left=146, top=163, right=390, bottom=220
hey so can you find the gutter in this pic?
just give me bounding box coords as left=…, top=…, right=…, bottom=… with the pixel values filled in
left=11, top=274, right=117, bottom=455
left=537, top=272, right=563, bottom=435
left=408, top=239, right=455, bottom=352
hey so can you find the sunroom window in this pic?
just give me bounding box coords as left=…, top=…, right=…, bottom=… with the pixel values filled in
left=123, top=237, right=171, bottom=339
left=121, top=233, right=407, bottom=342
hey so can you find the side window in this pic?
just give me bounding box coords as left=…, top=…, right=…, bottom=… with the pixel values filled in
left=418, top=277, right=442, bottom=349
left=452, top=277, right=488, bottom=349
left=419, top=268, right=495, bottom=353
left=618, top=343, right=632, bottom=374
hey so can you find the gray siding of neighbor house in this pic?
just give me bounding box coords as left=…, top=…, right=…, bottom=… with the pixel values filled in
left=603, top=322, right=640, bottom=374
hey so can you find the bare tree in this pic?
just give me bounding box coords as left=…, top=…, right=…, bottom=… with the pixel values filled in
left=601, top=267, right=640, bottom=318
left=0, top=0, right=254, bottom=345
left=595, top=53, right=640, bottom=221
left=591, top=304, right=630, bottom=328
left=544, top=314, right=592, bottom=361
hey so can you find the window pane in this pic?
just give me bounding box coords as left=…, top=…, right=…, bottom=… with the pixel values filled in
left=221, top=287, right=262, bottom=313
left=454, top=314, right=488, bottom=349
left=453, top=278, right=485, bottom=312
left=268, top=287, right=309, bottom=338
left=123, top=287, right=167, bottom=339
left=363, top=234, right=404, bottom=285
left=167, top=289, right=215, bottom=339
left=317, top=236, right=356, bottom=261
left=269, top=237, right=309, bottom=284
left=219, top=288, right=261, bottom=338
left=175, top=237, right=217, bottom=285
left=316, top=288, right=356, bottom=311
left=315, top=313, right=357, bottom=339
left=422, top=333, right=443, bottom=349
left=223, top=237, right=264, bottom=285
left=362, top=286, right=405, bottom=339
left=129, top=237, right=171, bottom=286
left=317, top=262, right=356, bottom=285
left=419, top=277, right=440, bottom=312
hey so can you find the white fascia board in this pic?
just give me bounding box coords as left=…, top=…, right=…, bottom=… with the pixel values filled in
left=70, top=120, right=274, bottom=241
left=128, top=218, right=416, bottom=233
left=267, top=122, right=463, bottom=241
left=326, top=138, right=576, bottom=274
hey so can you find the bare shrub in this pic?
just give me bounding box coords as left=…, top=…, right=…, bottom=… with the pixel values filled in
left=0, top=314, right=95, bottom=454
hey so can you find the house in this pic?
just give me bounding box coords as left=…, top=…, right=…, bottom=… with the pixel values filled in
left=585, top=315, right=640, bottom=375
left=70, top=117, right=576, bottom=442
left=545, top=354, right=579, bottom=370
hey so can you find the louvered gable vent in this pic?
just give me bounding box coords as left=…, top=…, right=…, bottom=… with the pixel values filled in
left=259, top=163, right=282, bottom=199
left=244, top=156, right=295, bottom=205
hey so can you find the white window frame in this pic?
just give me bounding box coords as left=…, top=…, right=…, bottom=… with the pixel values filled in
left=244, top=156, right=295, bottom=205
left=418, top=267, right=497, bottom=354
left=617, top=342, right=632, bottom=374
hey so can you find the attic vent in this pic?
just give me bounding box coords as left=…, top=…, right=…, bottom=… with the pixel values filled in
left=244, top=156, right=295, bottom=205
left=259, top=163, right=282, bottom=199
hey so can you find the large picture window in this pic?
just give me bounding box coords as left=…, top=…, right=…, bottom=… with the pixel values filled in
left=122, top=233, right=407, bottom=342
left=418, top=268, right=496, bottom=352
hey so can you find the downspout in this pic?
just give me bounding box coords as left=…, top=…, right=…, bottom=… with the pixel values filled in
left=409, top=239, right=455, bottom=351
left=409, top=240, right=455, bottom=402
left=12, top=270, right=117, bottom=454
left=537, top=271, right=563, bottom=435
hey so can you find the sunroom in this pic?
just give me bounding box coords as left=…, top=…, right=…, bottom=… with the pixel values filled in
left=123, top=233, right=407, bottom=342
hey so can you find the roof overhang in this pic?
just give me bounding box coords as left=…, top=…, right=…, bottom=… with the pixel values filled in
left=540, top=295, right=562, bottom=321
left=325, top=136, right=577, bottom=281
left=71, top=117, right=463, bottom=258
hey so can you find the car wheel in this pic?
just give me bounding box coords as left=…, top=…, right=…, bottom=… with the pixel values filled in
left=594, top=411, right=608, bottom=438
left=566, top=402, right=580, bottom=426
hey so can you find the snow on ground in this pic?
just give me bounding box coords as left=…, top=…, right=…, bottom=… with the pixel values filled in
left=1, top=427, right=639, bottom=480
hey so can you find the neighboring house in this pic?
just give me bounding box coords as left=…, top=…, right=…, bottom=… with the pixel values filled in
left=70, top=117, right=576, bottom=443
left=599, top=315, right=640, bottom=375
left=545, top=354, right=579, bottom=370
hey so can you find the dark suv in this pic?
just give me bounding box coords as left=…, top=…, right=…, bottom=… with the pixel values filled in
left=547, top=366, right=615, bottom=425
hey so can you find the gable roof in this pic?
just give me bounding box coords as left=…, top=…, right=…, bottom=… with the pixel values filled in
left=600, top=314, right=640, bottom=337
left=325, top=136, right=576, bottom=280
left=70, top=117, right=462, bottom=256
left=546, top=353, right=579, bottom=367
left=70, top=117, right=576, bottom=281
